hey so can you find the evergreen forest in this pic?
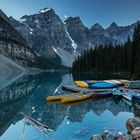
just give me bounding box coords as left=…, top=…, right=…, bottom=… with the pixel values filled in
left=72, top=22, right=140, bottom=78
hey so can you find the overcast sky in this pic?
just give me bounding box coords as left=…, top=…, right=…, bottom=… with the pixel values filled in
left=0, top=0, right=140, bottom=28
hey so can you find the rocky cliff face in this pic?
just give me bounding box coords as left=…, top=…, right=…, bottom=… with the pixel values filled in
left=9, top=8, right=136, bottom=68
left=10, top=8, right=79, bottom=68
left=105, top=22, right=134, bottom=43
left=0, top=10, right=42, bottom=70
left=65, top=17, right=91, bottom=51
left=66, top=18, right=135, bottom=46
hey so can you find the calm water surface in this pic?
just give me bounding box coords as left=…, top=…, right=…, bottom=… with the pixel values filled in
left=0, top=72, right=134, bottom=140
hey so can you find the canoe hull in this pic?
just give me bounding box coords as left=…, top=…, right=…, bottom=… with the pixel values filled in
left=89, top=82, right=117, bottom=89
left=61, top=93, right=93, bottom=103
left=61, top=92, right=112, bottom=103
left=47, top=92, right=112, bottom=104
left=47, top=96, right=64, bottom=101
left=74, top=80, right=127, bottom=89
left=92, top=93, right=112, bottom=98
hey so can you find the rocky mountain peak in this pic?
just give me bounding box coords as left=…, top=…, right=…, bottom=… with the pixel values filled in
left=8, top=8, right=136, bottom=69
left=0, top=9, right=42, bottom=69
left=65, top=16, right=85, bottom=27
left=90, top=23, right=104, bottom=31
left=20, top=8, right=57, bottom=23
left=65, top=16, right=90, bottom=51
left=39, top=8, right=52, bottom=13
left=108, top=22, right=119, bottom=29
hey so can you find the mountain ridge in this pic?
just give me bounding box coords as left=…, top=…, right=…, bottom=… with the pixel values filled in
left=0, top=9, right=45, bottom=72
left=8, top=8, right=138, bottom=68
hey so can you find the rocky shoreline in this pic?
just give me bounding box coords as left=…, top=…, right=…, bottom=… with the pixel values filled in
left=90, top=130, right=131, bottom=140
left=90, top=108, right=140, bottom=140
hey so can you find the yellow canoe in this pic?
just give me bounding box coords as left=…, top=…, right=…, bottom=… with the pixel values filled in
left=47, top=100, right=60, bottom=105
left=47, top=95, right=64, bottom=101
left=62, top=98, right=92, bottom=107
left=74, top=81, right=89, bottom=88
left=61, top=92, right=93, bottom=103
left=46, top=92, right=86, bottom=101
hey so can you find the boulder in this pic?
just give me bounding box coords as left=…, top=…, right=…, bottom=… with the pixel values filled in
left=126, top=117, right=140, bottom=133
left=101, top=130, right=115, bottom=140
left=90, top=130, right=132, bottom=140
left=114, top=135, right=131, bottom=140
left=90, top=135, right=103, bottom=140
left=131, top=127, right=140, bottom=139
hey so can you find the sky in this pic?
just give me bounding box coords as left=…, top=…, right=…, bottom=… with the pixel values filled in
left=0, top=0, right=140, bottom=28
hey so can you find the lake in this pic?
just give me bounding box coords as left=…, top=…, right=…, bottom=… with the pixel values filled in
left=0, top=72, right=134, bottom=140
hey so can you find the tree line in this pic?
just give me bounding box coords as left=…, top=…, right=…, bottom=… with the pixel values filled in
left=72, top=22, right=140, bottom=78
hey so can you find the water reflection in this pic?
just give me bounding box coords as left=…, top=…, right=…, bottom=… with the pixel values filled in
left=0, top=96, right=29, bottom=136
left=0, top=74, right=39, bottom=103
left=0, top=72, right=133, bottom=140
left=0, top=74, right=40, bottom=136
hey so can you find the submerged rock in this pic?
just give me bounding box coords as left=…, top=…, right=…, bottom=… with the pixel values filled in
left=90, top=135, right=103, bottom=140
left=90, top=130, right=131, bottom=140
left=102, top=130, right=115, bottom=140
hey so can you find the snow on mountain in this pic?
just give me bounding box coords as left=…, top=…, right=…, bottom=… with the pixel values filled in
left=10, top=8, right=80, bottom=68
left=8, top=8, right=137, bottom=69
left=53, top=47, right=74, bottom=67
left=64, top=26, right=78, bottom=50
left=39, top=8, right=51, bottom=13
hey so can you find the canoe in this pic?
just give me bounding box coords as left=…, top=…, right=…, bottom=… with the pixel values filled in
left=46, top=92, right=81, bottom=102
left=61, top=92, right=112, bottom=103
left=62, top=98, right=92, bottom=107
left=47, top=92, right=90, bottom=101
left=62, top=83, right=112, bottom=93
left=74, top=79, right=127, bottom=89
left=47, top=95, right=64, bottom=101
left=61, top=92, right=93, bottom=103
left=74, top=81, right=89, bottom=88
left=47, top=90, right=112, bottom=104
left=89, top=81, right=118, bottom=89
left=62, top=92, right=112, bottom=107
left=47, top=100, right=60, bottom=105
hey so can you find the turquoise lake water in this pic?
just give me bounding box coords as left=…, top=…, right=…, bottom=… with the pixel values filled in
left=0, top=72, right=134, bottom=140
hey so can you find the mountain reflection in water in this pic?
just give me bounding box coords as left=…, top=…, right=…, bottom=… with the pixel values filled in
left=0, top=72, right=134, bottom=140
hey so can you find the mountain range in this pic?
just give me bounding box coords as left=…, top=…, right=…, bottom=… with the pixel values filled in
left=0, top=9, right=45, bottom=75
left=0, top=8, right=138, bottom=70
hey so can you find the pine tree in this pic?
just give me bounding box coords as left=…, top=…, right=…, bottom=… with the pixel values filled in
left=132, top=22, right=140, bottom=76
left=72, top=23, right=140, bottom=78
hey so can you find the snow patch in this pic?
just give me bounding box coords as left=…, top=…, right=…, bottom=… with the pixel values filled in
left=29, top=31, right=33, bottom=35
left=30, top=28, right=33, bottom=32
left=39, top=8, right=51, bottom=13
left=53, top=47, right=57, bottom=53
left=53, top=47, right=74, bottom=67
left=35, top=19, right=39, bottom=23
left=53, top=26, right=81, bottom=67
left=65, top=26, right=78, bottom=50
left=19, top=18, right=26, bottom=23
